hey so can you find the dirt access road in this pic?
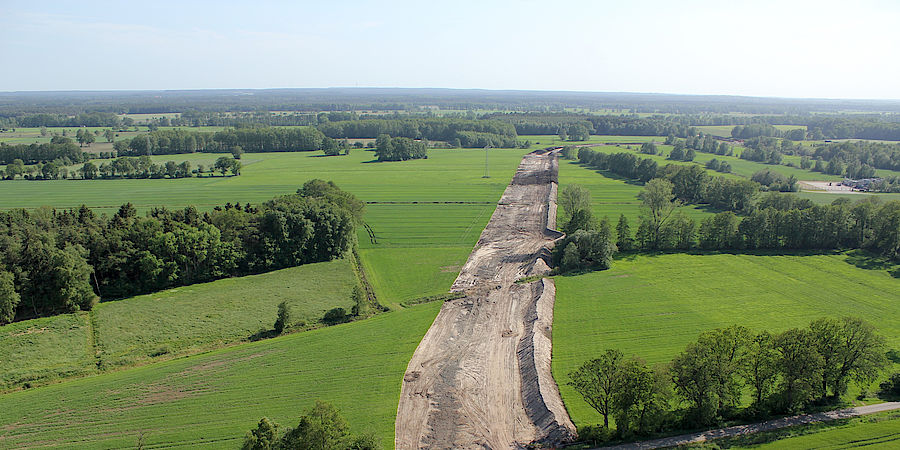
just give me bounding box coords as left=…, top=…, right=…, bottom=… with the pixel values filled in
left=395, top=150, right=576, bottom=449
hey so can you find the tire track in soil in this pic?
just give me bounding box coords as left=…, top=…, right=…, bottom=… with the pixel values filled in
left=395, top=149, right=576, bottom=449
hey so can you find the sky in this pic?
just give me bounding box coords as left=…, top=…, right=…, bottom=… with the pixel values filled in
left=1, top=0, right=898, bottom=99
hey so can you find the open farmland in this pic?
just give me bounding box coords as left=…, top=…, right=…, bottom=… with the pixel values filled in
left=0, top=148, right=530, bottom=305
left=551, top=252, right=900, bottom=429
left=0, top=259, right=357, bottom=390
left=0, top=302, right=442, bottom=449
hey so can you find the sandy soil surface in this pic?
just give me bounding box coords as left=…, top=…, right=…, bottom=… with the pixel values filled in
left=602, top=402, right=900, bottom=449
left=800, top=180, right=867, bottom=193
left=395, top=150, right=575, bottom=449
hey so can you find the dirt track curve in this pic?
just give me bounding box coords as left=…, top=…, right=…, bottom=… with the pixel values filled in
left=395, top=150, right=576, bottom=449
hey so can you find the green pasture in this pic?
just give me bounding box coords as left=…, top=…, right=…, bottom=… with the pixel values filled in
left=742, top=412, right=899, bottom=449
left=551, top=252, right=900, bottom=428
left=0, top=259, right=357, bottom=390
left=692, top=411, right=900, bottom=448
left=0, top=301, right=442, bottom=449
left=557, top=158, right=716, bottom=225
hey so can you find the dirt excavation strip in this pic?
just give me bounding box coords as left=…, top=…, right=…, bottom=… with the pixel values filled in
left=603, top=402, right=900, bottom=449
left=396, top=149, right=576, bottom=449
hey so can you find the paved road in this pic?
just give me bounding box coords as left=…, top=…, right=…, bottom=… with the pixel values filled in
left=603, top=402, right=900, bottom=449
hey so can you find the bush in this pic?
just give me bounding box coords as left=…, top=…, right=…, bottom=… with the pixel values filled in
left=274, top=301, right=291, bottom=334
left=323, top=307, right=348, bottom=324
left=577, top=424, right=615, bottom=445
left=879, top=372, right=900, bottom=397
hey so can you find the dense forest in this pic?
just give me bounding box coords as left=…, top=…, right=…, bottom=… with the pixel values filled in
left=3, top=88, right=900, bottom=117
left=0, top=180, right=362, bottom=324
left=318, top=118, right=522, bottom=148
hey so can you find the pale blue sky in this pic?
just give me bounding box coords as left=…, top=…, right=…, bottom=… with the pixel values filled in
left=1, top=0, right=898, bottom=99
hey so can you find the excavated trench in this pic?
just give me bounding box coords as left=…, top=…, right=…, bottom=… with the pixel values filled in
left=395, top=150, right=575, bottom=449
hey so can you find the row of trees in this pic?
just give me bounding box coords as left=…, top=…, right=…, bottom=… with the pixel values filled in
left=318, top=118, right=517, bottom=142
left=0, top=137, right=87, bottom=165
left=2, top=156, right=241, bottom=181
left=0, top=180, right=362, bottom=324
left=569, top=318, right=887, bottom=440
left=630, top=180, right=900, bottom=258
left=115, top=127, right=328, bottom=157
left=555, top=179, right=899, bottom=266
left=483, top=112, right=697, bottom=138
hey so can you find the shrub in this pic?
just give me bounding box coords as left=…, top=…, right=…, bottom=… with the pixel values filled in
left=274, top=301, right=291, bottom=334
left=323, top=307, right=348, bottom=325
left=880, top=372, right=900, bottom=397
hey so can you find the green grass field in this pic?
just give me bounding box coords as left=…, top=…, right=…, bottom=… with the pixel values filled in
left=551, top=252, right=900, bottom=428
left=0, top=301, right=442, bottom=449
left=0, top=259, right=358, bottom=390
left=557, top=157, right=717, bottom=224
left=694, top=411, right=900, bottom=448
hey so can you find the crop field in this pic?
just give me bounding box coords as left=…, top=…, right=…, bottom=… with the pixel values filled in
left=0, top=259, right=357, bottom=390
left=0, top=301, right=443, bottom=449
left=551, top=252, right=900, bottom=428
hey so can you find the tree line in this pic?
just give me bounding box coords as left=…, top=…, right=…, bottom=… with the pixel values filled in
left=0, top=180, right=362, bottom=324
left=2, top=155, right=241, bottom=181
left=318, top=117, right=516, bottom=139
left=0, top=137, right=86, bottom=165
left=114, top=127, right=328, bottom=157
left=558, top=178, right=900, bottom=264
left=569, top=317, right=887, bottom=442
left=482, top=112, right=697, bottom=138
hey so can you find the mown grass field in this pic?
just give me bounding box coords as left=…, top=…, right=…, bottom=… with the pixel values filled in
left=0, top=259, right=358, bottom=390
left=0, top=301, right=443, bottom=449
left=551, top=252, right=900, bottom=428
left=694, top=411, right=900, bottom=449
